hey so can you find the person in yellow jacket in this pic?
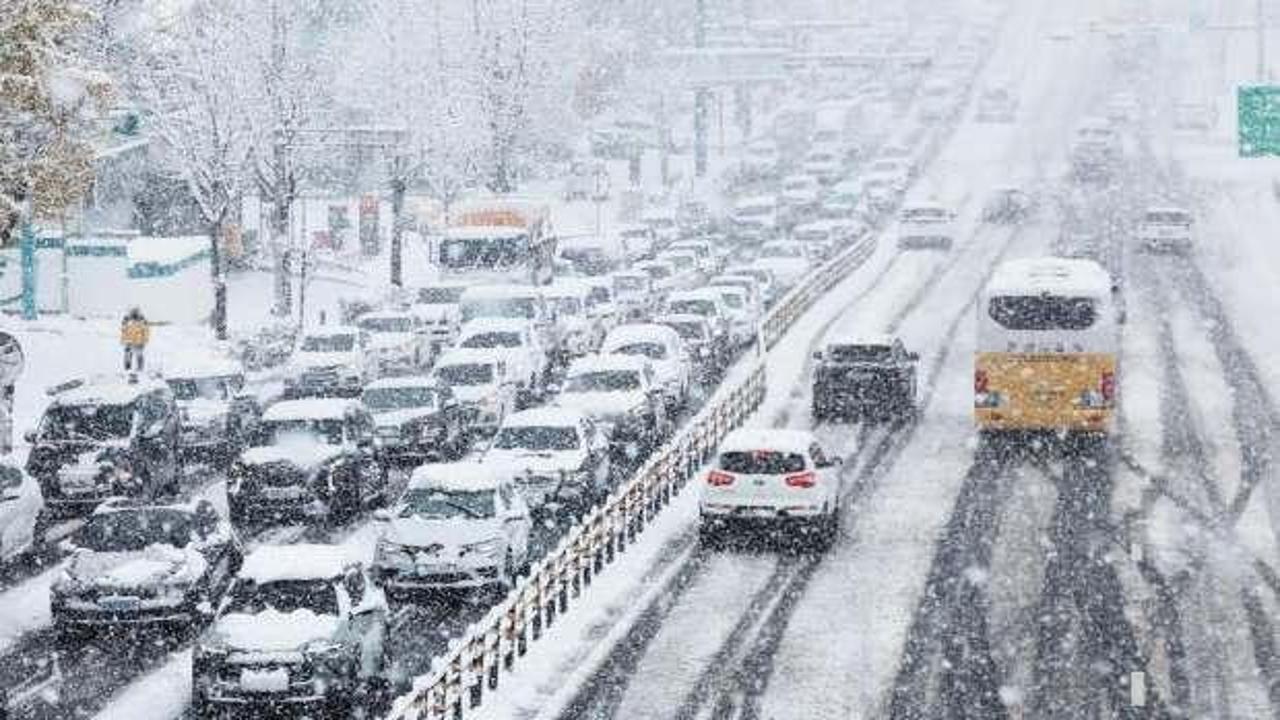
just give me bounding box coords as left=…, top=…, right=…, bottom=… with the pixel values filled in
left=120, top=307, right=150, bottom=372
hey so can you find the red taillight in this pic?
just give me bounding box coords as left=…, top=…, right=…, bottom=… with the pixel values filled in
left=784, top=471, right=816, bottom=488
left=707, top=470, right=735, bottom=486
left=1100, top=371, right=1115, bottom=402
left=974, top=369, right=989, bottom=394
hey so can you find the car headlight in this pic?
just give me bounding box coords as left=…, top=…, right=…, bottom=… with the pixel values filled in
left=460, top=538, right=503, bottom=558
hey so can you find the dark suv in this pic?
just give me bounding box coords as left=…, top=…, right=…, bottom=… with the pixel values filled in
left=26, top=376, right=180, bottom=519
left=812, top=336, right=919, bottom=422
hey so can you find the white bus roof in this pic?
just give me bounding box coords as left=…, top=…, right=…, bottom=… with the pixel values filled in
left=985, top=258, right=1112, bottom=297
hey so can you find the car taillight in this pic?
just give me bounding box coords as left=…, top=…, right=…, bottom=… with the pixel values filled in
left=974, top=369, right=989, bottom=394
left=784, top=471, right=816, bottom=488
left=1100, top=371, right=1115, bottom=402
left=707, top=470, right=735, bottom=486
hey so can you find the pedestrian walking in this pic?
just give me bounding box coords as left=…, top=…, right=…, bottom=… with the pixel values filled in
left=120, top=307, right=150, bottom=372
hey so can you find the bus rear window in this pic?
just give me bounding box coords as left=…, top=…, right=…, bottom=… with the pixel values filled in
left=989, top=296, right=1097, bottom=330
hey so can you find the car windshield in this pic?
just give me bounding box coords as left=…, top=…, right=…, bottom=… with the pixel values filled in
left=565, top=370, right=641, bottom=393
left=461, top=331, right=523, bottom=349
left=301, top=334, right=355, bottom=353
left=668, top=299, right=716, bottom=316
left=259, top=418, right=344, bottom=446
left=720, top=450, right=806, bottom=474
left=225, top=578, right=339, bottom=617
left=359, top=316, right=414, bottom=333
left=418, top=286, right=466, bottom=304
left=664, top=322, right=706, bottom=341
left=989, top=296, right=1097, bottom=330
left=363, top=386, right=437, bottom=411
left=78, top=509, right=195, bottom=552
left=168, top=377, right=228, bottom=401
left=40, top=403, right=133, bottom=442
left=462, top=297, right=538, bottom=321
left=611, top=341, right=667, bottom=360
left=436, top=363, right=494, bottom=386
left=398, top=488, right=495, bottom=520
left=493, top=425, right=580, bottom=451
left=829, top=344, right=891, bottom=362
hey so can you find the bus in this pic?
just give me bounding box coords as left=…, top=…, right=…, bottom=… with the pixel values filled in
left=975, top=257, right=1119, bottom=437
left=434, top=197, right=555, bottom=285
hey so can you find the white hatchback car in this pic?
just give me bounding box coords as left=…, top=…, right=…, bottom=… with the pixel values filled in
left=0, top=462, right=42, bottom=563
left=699, top=429, right=843, bottom=547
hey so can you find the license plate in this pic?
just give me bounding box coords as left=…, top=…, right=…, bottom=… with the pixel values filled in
left=263, top=486, right=304, bottom=501
left=416, top=563, right=454, bottom=576
left=101, top=596, right=140, bottom=612
left=239, top=668, right=289, bottom=693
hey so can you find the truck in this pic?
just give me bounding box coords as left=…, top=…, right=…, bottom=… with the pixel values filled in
left=435, top=197, right=555, bottom=285
left=811, top=336, right=919, bottom=422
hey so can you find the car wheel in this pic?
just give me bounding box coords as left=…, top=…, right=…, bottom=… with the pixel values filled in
left=698, top=520, right=722, bottom=550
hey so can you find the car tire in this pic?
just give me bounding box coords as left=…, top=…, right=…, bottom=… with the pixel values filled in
left=697, top=521, right=722, bottom=550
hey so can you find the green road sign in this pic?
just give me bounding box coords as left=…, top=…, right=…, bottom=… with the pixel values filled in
left=1239, top=85, right=1280, bottom=157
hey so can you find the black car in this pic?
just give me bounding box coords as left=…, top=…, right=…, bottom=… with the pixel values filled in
left=226, top=398, right=388, bottom=525
left=26, top=376, right=180, bottom=519
left=361, top=376, right=469, bottom=464
left=165, top=359, right=263, bottom=467
left=812, top=336, right=919, bottom=422
left=50, top=498, right=242, bottom=641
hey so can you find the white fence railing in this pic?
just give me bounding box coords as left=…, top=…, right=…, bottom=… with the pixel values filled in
left=387, top=230, right=877, bottom=720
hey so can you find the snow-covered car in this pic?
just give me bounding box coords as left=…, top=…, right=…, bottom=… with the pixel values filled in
left=698, top=429, right=843, bottom=547
left=898, top=202, right=957, bottom=250
left=356, top=311, right=432, bottom=377
left=0, top=462, right=43, bottom=564
left=226, top=399, right=387, bottom=524
left=484, top=407, right=613, bottom=518
left=612, top=270, right=657, bottom=321
left=431, top=348, right=519, bottom=437
left=723, top=266, right=779, bottom=308
left=563, top=159, right=608, bottom=201
left=792, top=220, right=841, bottom=262
left=1137, top=206, right=1194, bottom=254
left=556, top=234, right=615, bottom=276
left=51, top=498, right=240, bottom=639
left=731, top=195, right=780, bottom=242
left=676, top=200, right=715, bottom=237
left=458, top=285, right=560, bottom=361
left=1070, top=118, right=1122, bottom=179
left=26, top=376, right=180, bottom=519
left=860, top=175, right=900, bottom=213
left=362, top=377, right=469, bottom=463
left=801, top=148, right=842, bottom=185
left=642, top=206, right=680, bottom=247
left=703, top=284, right=757, bottom=347
left=615, top=223, right=657, bottom=261
left=664, top=289, right=734, bottom=347
left=654, top=313, right=730, bottom=383
left=544, top=280, right=606, bottom=359
left=709, top=274, right=765, bottom=321
left=455, top=318, right=550, bottom=399
left=669, top=239, right=719, bottom=276
left=601, top=324, right=691, bottom=413
left=283, top=326, right=367, bottom=399
left=656, top=250, right=705, bottom=290
left=753, top=240, right=812, bottom=288
left=164, top=358, right=262, bottom=466
left=192, top=544, right=388, bottom=717
left=821, top=179, right=862, bottom=219
left=373, top=462, right=531, bottom=595
left=975, top=85, right=1017, bottom=122
left=865, top=158, right=912, bottom=193
left=581, top=276, right=620, bottom=334
left=742, top=139, right=780, bottom=177
left=635, top=259, right=681, bottom=299
left=781, top=174, right=822, bottom=217
left=412, top=283, right=468, bottom=353
left=918, top=79, right=958, bottom=121
left=981, top=186, right=1035, bottom=224
left=553, top=354, right=672, bottom=463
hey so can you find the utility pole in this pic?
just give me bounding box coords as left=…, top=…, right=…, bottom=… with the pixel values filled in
left=694, top=0, right=709, bottom=177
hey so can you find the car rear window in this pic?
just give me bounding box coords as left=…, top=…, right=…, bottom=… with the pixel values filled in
left=719, top=450, right=806, bottom=474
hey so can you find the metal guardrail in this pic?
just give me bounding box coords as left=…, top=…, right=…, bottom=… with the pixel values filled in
left=387, top=231, right=877, bottom=720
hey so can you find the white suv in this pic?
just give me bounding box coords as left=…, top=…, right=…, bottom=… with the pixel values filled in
left=698, top=428, right=843, bottom=548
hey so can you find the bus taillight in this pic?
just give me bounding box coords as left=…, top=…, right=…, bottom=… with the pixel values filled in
left=1100, top=371, right=1115, bottom=402
left=974, top=369, right=989, bottom=394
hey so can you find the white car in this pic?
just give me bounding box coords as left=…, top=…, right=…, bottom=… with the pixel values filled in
left=0, top=462, right=42, bottom=563
left=698, top=428, right=843, bottom=547
left=484, top=407, right=612, bottom=517
left=283, top=326, right=367, bottom=398
left=642, top=207, right=680, bottom=247
left=709, top=274, right=765, bottom=320
left=601, top=324, right=692, bottom=412
left=413, top=283, right=467, bottom=353
left=458, top=285, right=559, bottom=360
left=664, top=289, right=734, bottom=347
left=1137, top=206, right=1193, bottom=254
left=612, top=270, right=657, bottom=321
left=432, top=348, right=519, bottom=436
left=455, top=318, right=549, bottom=399
left=668, top=239, right=719, bottom=276
left=866, top=158, right=912, bottom=192
left=704, top=285, right=757, bottom=347
left=581, top=276, right=621, bottom=334
left=656, top=250, right=705, bottom=290
left=732, top=195, right=780, bottom=241
left=897, top=203, right=957, bottom=250
left=918, top=80, right=958, bottom=121
left=554, top=354, right=671, bottom=460
left=373, top=462, right=531, bottom=593
left=615, top=223, right=657, bottom=261
left=544, top=280, right=606, bottom=359
left=636, top=259, right=681, bottom=298
left=802, top=149, right=842, bottom=185
left=781, top=174, right=822, bottom=215
left=821, top=180, right=862, bottom=219
left=723, top=266, right=778, bottom=307
left=743, top=140, right=780, bottom=176
left=753, top=240, right=812, bottom=288
left=356, top=310, right=431, bottom=377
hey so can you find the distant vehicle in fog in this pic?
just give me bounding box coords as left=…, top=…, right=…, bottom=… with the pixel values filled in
left=1136, top=206, right=1193, bottom=254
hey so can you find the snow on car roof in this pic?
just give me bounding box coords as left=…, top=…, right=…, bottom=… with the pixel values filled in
left=459, top=317, right=533, bottom=335
left=668, top=288, right=726, bottom=303
left=567, top=353, right=649, bottom=376
left=408, top=461, right=504, bottom=492
left=735, top=195, right=777, bottom=209
left=544, top=280, right=591, bottom=299
left=612, top=269, right=649, bottom=279
left=163, top=356, right=243, bottom=380
left=830, top=333, right=896, bottom=348
left=719, top=428, right=815, bottom=457
left=362, top=375, right=438, bottom=391
left=985, top=257, right=1112, bottom=297
left=434, top=348, right=506, bottom=368
left=262, top=398, right=357, bottom=422
left=240, top=543, right=355, bottom=583
left=502, top=406, right=584, bottom=429
left=604, top=323, right=680, bottom=346
left=54, top=375, right=168, bottom=405
left=301, top=325, right=359, bottom=338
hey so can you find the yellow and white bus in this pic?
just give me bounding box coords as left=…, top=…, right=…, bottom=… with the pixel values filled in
left=975, top=257, right=1119, bottom=436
